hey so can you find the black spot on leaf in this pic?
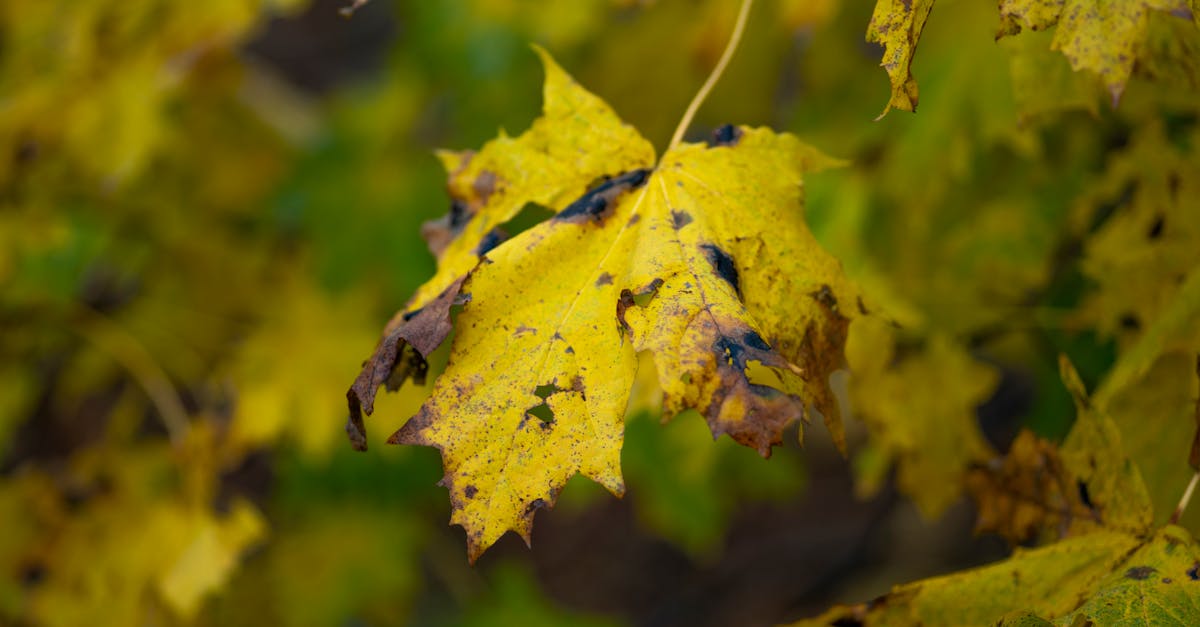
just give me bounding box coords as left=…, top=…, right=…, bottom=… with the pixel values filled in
left=1078, top=480, right=1094, bottom=508
left=708, top=124, right=743, bottom=147
left=743, top=330, right=771, bottom=351
left=464, top=485, right=478, bottom=498
left=448, top=199, right=471, bottom=230
left=672, top=210, right=693, bottom=229
left=475, top=227, right=507, bottom=256
left=524, top=498, right=547, bottom=516
left=1148, top=214, right=1165, bottom=240
left=702, top=244, right=740, bottom=297
left=556, top=169, right=650, bottom=222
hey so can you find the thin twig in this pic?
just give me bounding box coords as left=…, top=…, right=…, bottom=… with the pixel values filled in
left=339, top=0, right=370, bottom=17
left=1171, top=471, right=1200, bottom=524
left=72, top=305, right=190, bottom=445
left=667, top=0, right=754, bottom=152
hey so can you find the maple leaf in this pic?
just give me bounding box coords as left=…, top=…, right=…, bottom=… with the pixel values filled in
left=846, top=323, right=999, bottom=519
left=998, top=0, right=1197, bottom=104
left=797, top=358, right=1195, bottom=626
left=969, top=357, right=1153, bottom=543
left=793, top=525, right=1200, bottom=626
left=346, top=47, right=656, bottom=451
left=866, top=0, right=935, bottom=116
left=350, top=49, right=856, bottom=560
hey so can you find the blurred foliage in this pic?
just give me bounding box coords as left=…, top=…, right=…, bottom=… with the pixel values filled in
left=1, top=0, right=1199, bottom=624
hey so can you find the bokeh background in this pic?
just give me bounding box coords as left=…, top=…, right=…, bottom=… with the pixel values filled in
left=3, top=0, right=1199, bottom=625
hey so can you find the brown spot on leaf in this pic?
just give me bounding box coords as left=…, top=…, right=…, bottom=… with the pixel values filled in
left=1125, top=566, right=1156, bottom=580
left=671, top=210, right=693, bottom=229
left=595, top=272, right=613, bottom=286
left=812, top=284, right=841, bottom=316
left=348, top=276, right=468, bottom=451
left=473, top=170, right=498, bottom=204
left=464, top=485, right=478, bottom=498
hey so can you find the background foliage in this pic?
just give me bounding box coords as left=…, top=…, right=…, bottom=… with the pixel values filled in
left=2, top=0, right=1198, bottom=625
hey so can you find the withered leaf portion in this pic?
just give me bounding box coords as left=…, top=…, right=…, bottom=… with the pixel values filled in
left=968, top=357, right=1153, bottom=543
left=967, top=429, right=1096, bottom=544
left=362, top=49, right=855, bottom=560
left=345, top=277, right=466, bottom=451
left=346, top=47, right=655, bottom=449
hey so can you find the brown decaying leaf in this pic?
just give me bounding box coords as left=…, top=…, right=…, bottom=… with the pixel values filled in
left=967, top=429, right=1097, bottom=544
left=345, top=276, right=467, bottom=451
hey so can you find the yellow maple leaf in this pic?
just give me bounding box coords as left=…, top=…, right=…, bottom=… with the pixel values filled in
left=353, top=49, right=856, bottom=560
left=998, top=0, right=1196, bottom=104
left=346, top=47, right=656, bottom=449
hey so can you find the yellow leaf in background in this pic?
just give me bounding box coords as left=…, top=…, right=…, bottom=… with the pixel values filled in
left=793, top=525, right=1200, bottom=626
left=232, top=279, right=397, bottom=459
left=866, top=0, right=935, bottom=116
left=779, top=0, right=838, bottom=31
left=158, top=499, right=266, bottom=619
left=1002, top=29, right=1101, bottom=121
left=998, top=0, right=1196, bottom=104
left=1056, top=356, right=1154, bottom=534
left=1071, top=118, right=1200, bottom=351
left=1105, top=352, right=1200, bottom=532
left=368, top=50, right=857, bottom=561
left=848, top=331, right=998, bottom=518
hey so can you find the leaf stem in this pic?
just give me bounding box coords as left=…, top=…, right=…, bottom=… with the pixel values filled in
left=667, top=0, right=754, bottom=152
left=1171, top=471, right=1200, bottom=524
left=72, top=305, right=190, bottom=445
left=339, top=0, right=370, bottom=17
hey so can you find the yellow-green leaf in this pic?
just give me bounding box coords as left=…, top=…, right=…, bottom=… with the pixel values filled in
left=866, top=0, right=936, bottom=116
left=792, top=525, right=1200, bottom=626
left=1059, top=356, right=1155, bottom=535
left=998, top=0, right=1196, bottom=104
left=847, top=330, right=998, bottom=518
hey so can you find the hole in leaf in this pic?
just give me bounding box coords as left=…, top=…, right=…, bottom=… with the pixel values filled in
left=534, top=384, right=558, bottom=400
left=680, top=372, right=693, bottom=385
left=527, top=403, right=555, bottom=424
left=498, top=202, right=555, bottom=239
left=746, top=360, right=781, bottom=388
left=1078, top=480, right=1094, bottom=508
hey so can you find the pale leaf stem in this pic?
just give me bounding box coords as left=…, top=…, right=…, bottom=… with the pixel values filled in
left=1171, top=471, right=1200, bottom=524
left=667, top=0, right=754, bottom=152
left=72, top=305, right=190, bottom=445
